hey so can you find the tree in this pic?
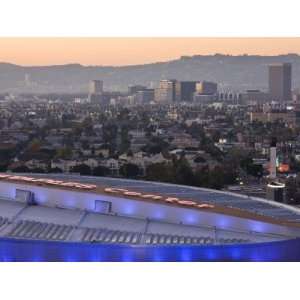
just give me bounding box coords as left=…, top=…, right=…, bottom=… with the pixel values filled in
left=142, top=136, right=169, bottom=155
left=226, top=147, right=249, bottom=169
left=202, top=142, right=223, bottom=160
left=11, top=165, right=30, bottom=173
left=0, top=164, right=8, bottom=172
left=193, top=167, right=210, bottom=187
left=193, top=165, right=236, bottom=190
left=28, top=139, right=41, bottom=153
left=48, top=167, right=63, bottom=173
left=120, top=163, right=140, bottom=178
left=70, top=164, right=91, bottom=175
left=145, top=162, right=175, bottom=183
left=102, top=123, right=118, bottom=153
left=82, top=117, right=94, bottom=136
left=93, top=165, right=110, bottom=177
left=117, top=108, right=130, bottom=122
left=30, top=167, right=45, bottom=173
left=119, top=126, right=131, bottom=154
left=173, top=156, right=195, bottom=185
left=208, top=166, right=226, bottom=190
left=289, top=157, right=300, bottom=173
left=240, top=157, right=263, bottom=178
left=56, top=147, right=72, bottom=159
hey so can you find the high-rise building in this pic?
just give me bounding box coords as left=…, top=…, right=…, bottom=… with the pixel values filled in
left=240, top=90, right=269, bottom=104
left=195, top=81, right=218, bottom=95
left=175, top=81, right=197, bottom=102
left=24, top=73, right=31, bottom=87
left=128, top=85, right=147, bottom=95
left=88, top=80, right=104, bottom=103
left=89, top=80, right=103, bottom=95
left=154, top=79, right=177, bottom=103
left=136, top=89, right=155, bottom=104
left=268, top=63, right=292, bottom=102
left=193, top=81, right=218, bottom=103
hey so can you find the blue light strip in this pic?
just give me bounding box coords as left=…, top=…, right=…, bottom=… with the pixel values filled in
left=0, top=237, right=299, bottom=262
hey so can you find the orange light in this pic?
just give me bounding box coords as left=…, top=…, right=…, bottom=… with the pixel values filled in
left=177, top=200, right=197, bottom=206
left=0, top=173, right=215, bottom=210
left=124, top=191, right=142, bottom=196
left=197, top=204, right=214, bottom=208
left=0, top=174, right=98, bottom=191
left=278, top=164, right=290, bottom=173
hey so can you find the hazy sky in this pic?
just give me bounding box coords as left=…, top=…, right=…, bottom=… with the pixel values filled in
left=0, top=38, right=300, bottom=66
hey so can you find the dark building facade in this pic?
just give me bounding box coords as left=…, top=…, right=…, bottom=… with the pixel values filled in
left=89, top=92, right=121, bottom=105
left=136, top=89, right=155, bottom=103
left=89, top=80, right=103, bottom=94
left=196, top=81, right=218, bottom=95
left=128, top=85, right=147, bottom=95
left=175, top=81, right=197, bottom=102
left=269, top=63, right=292, bottom=102
left=240, top=90, right=269, bottom=104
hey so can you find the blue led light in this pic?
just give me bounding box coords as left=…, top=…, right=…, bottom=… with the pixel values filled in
left=0, top=237, right=300, bottom=262
left=121, top=204, right=137, bottom=215
left=2, top=256, right=13, bottom=262
left=230, top=248, right=241, bottom=260
left=121, top=251, right=134, bottom=262
left=64, top=198, right=76, bottom=207
left=183, top=214, right=198, bottom=225
left=206, top=249, right=218, bottom=261
left=216, top=217, right=230, bottom=229
left=180, top=249, right=192, bottom=261
left=151, top=210, right=166, bottom=220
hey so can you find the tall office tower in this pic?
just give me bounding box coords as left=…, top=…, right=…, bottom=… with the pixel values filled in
left=195, top=81, right=218, bottom=95
left=240, top=90, right=269, bottom=104
left=154, top=79, right=177, bottom=103
left=136, top=89, right=155, bottom=104
left=89, top=80, right=103, bottom=94
left=128, top=85, right=147, bottom=95
left=175, top=81, right=197, bottom=102
left=193, top=81, right=218, bottom=103
left=269, top=137, right=277, bottom=179
left=24, top=73, right=31, bottom=87
left=268, top=63, right=292, bottom=102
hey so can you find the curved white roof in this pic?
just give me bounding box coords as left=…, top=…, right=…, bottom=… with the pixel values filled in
left=24, top=173, right=300, bottom=223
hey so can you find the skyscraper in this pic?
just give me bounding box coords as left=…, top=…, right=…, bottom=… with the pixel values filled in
left=128, top=85, right=147, bottom=95
left=155, top=80, right=203, bottom=103
left=193, top=81, right=218, bottom=103
left=268, top=63, right=292, bottom=102
left=89, top=80, right=103, bottom=94
left=88, top=80, right=104, bottom=103
left=195, top=81, right=218, bottom=95
left=154, top=79, right=177, bottom=103
left=136, top=89, right=155, bottom=104
left=175, top=81, right=197, bottom=102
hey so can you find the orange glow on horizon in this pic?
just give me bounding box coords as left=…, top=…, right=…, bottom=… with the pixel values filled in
left=0, top=37, right=300, bottom=66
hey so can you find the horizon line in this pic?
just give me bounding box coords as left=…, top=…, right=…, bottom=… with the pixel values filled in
left=0, top=52, right=299, bottom=68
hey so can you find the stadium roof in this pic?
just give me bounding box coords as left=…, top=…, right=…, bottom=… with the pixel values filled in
left=8, top=173, right=300, bottom=225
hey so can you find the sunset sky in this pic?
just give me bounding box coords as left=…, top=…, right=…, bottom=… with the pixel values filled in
left=0, top=38, right=300, bottom=66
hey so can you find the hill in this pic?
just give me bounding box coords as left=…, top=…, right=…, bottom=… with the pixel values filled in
left=0, top=54, right=300, bottom=93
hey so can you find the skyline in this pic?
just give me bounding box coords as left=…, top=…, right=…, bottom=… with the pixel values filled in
left=1, top=38, right=300, bottom=66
